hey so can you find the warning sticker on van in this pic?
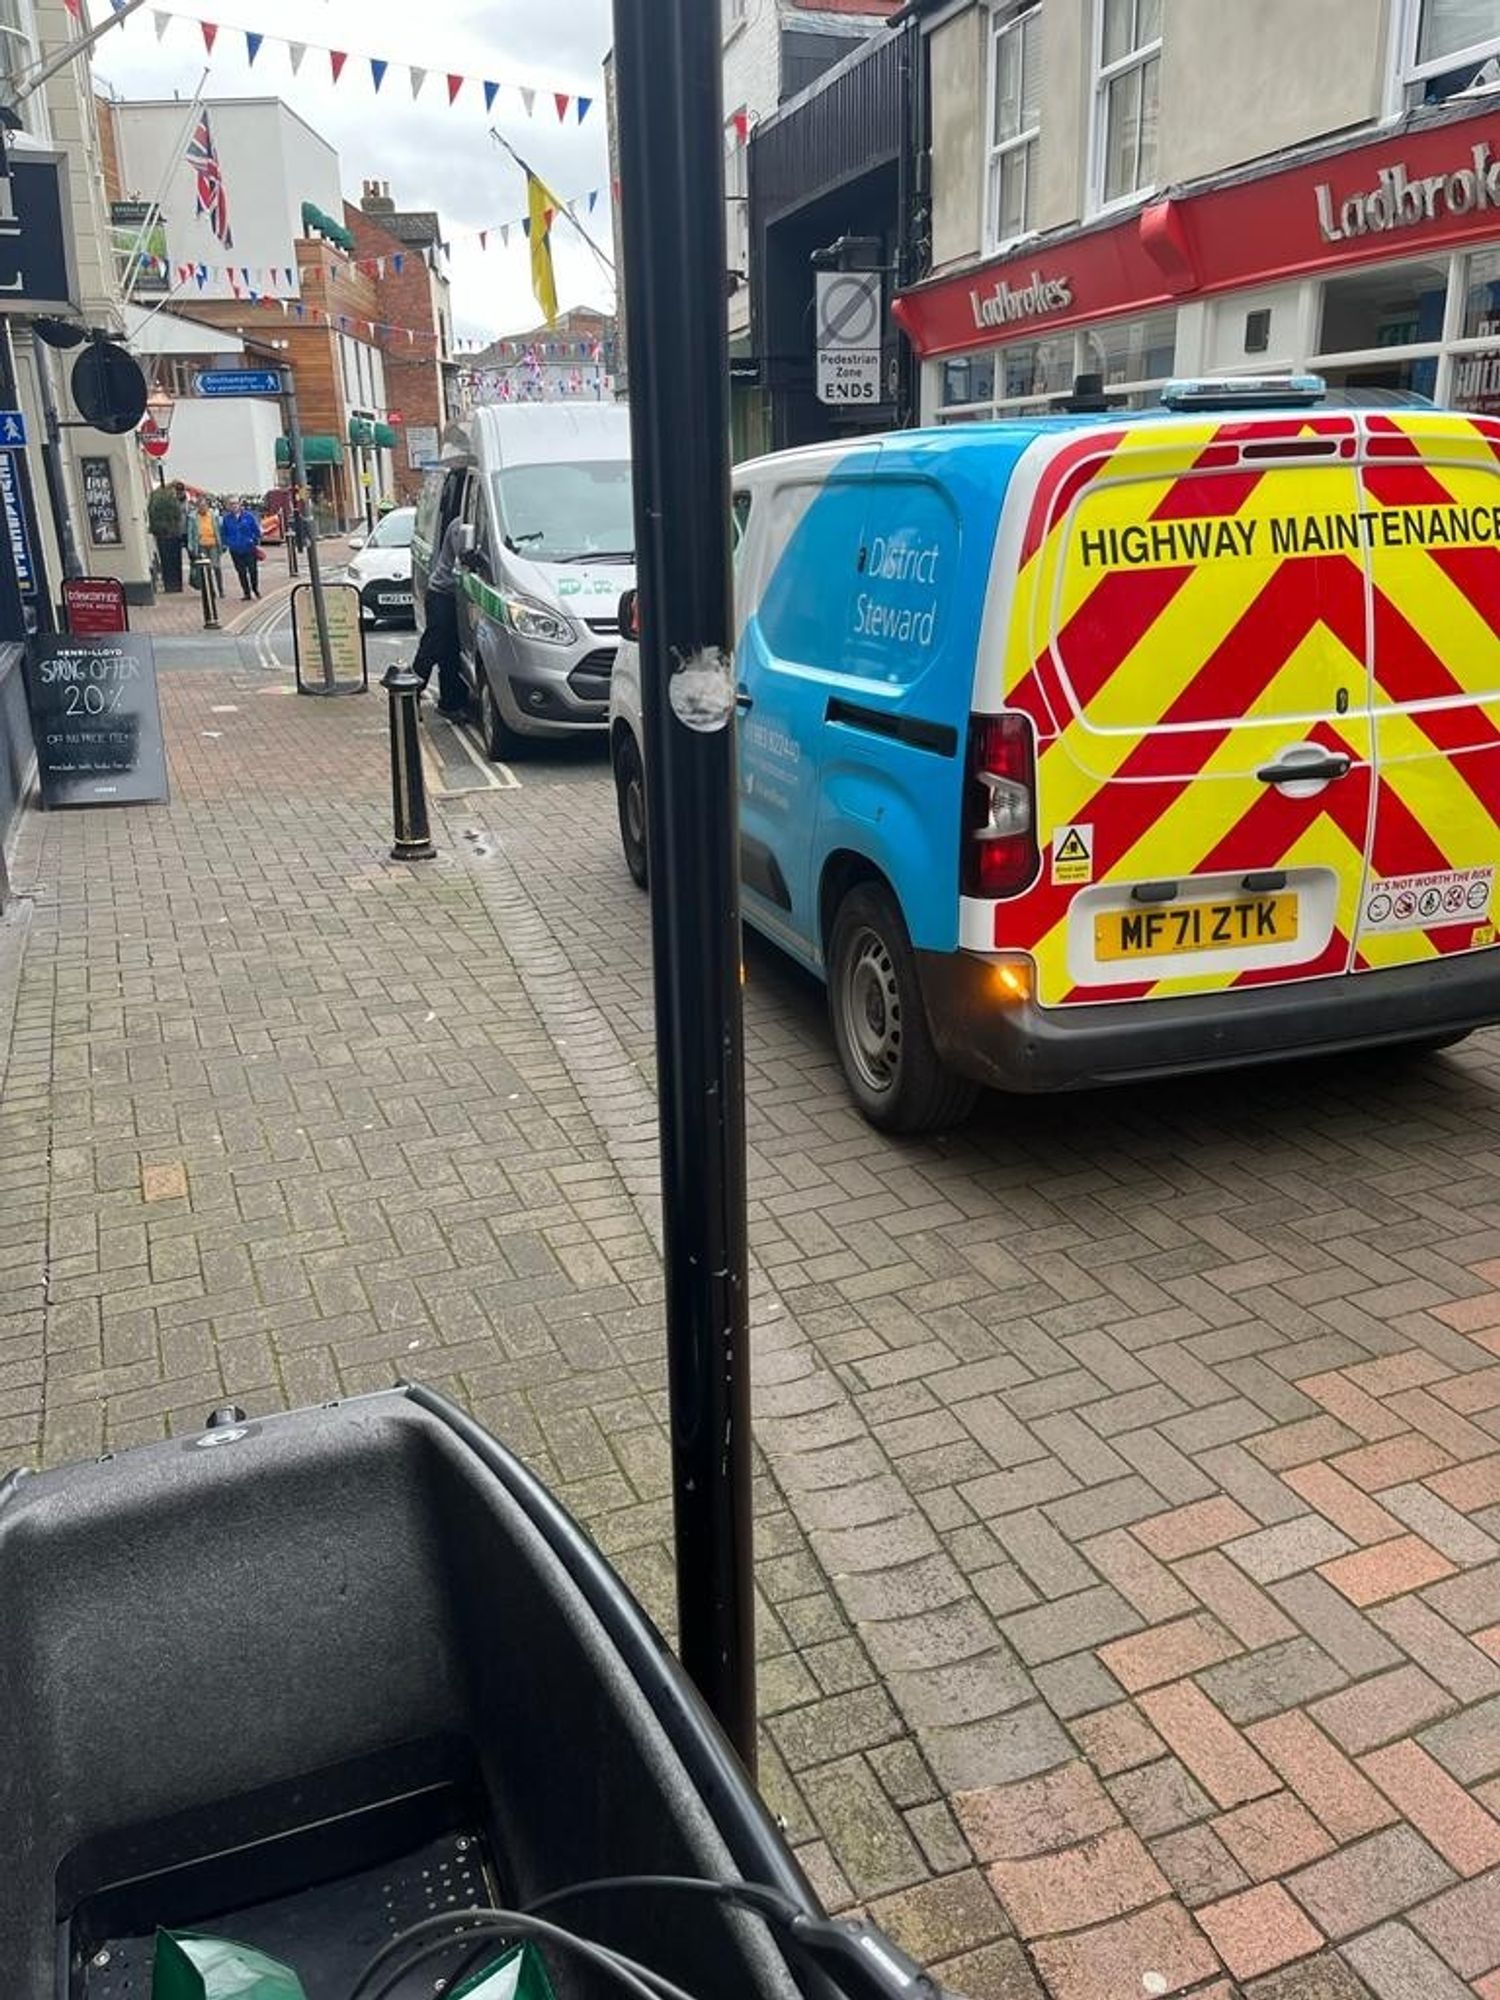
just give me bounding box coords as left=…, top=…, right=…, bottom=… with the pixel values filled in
left=1364, top=866, right=1493, bottom=931
left=1051, top=824, right=1094, bottom=885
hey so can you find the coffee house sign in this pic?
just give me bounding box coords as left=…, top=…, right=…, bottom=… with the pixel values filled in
left=1316, top=140, right=1500, bottom=245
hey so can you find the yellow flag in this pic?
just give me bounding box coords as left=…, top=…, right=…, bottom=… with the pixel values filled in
left=527, top=170, right=559, bottom=325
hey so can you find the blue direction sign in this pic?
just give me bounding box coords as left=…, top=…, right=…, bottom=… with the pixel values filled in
left=0, top=411, right=27, bottom=449
left=194, top=369, right=284, bottom=398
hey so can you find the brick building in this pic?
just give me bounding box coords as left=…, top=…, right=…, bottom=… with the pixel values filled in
left=349, top=182, right=458, bottom=503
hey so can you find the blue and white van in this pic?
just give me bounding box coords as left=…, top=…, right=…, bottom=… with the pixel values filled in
left=610, top=383, right=1500, bottom=1131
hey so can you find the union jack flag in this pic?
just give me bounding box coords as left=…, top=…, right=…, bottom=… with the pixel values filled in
left=187, top=109, right=233, bottom=249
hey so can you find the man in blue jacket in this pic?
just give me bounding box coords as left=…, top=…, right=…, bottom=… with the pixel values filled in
left=221, top=498, right=262, bottom=601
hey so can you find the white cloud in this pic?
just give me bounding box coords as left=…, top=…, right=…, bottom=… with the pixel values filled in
left=89, top=0, right=615, bottom=340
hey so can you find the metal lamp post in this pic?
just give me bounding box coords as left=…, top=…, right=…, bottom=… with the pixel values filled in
left=142, top=382, right=174, bottom=485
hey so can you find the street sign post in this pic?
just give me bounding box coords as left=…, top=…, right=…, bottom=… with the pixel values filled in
left=815, top=269, right=882, bottom=407
left=194, top=369, right=285, bottom=398
left=614, top=0, right=755, bottom=1768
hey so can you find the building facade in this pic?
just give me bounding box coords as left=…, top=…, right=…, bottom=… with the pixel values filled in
left=349, top=182, right=457, bottom=505
left=459, top=307, right=617, bottom=413
left=899, top=0, right=1500, bottom=425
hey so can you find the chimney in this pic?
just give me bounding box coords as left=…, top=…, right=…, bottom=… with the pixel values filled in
left=361, top=178, right=396, bottom=215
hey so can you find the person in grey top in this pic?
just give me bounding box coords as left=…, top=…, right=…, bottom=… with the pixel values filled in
left=413, top=515, right=470, bottom=718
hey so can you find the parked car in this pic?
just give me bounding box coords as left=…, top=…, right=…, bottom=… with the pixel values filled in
left=611, top=377, right=1500, bottom=1131
left=413, top=404, right=635, bottom=758
left=345, top=504, right=417, bottom=624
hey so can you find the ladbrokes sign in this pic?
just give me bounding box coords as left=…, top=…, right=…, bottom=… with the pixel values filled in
left=1316, top=141, right=1500, bottom=244
left=968, top=269, right=1073, bottom=331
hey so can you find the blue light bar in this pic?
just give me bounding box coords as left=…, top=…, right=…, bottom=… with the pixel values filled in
left=1160, top=374, right=1328, bottom=411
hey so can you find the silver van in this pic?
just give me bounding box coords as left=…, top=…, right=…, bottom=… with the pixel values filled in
left=412, top=403, right=635, bottom=757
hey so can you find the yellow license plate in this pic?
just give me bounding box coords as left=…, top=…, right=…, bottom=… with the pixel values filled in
left=1095, top=894, right=1299, bottom=962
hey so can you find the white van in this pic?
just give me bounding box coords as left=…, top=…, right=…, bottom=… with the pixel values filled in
left=413, top=404, right=635, bottom=757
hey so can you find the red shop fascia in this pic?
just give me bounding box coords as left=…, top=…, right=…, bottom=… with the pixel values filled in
left=893, top=99, right=1500, bottom=371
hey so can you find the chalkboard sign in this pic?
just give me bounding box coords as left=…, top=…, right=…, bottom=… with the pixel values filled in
left=80, top=456, right=121, bottom=546
left=24, top=633, right=168, bottom=808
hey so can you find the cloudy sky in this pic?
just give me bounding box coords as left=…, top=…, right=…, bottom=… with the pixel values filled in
left=90, top=0, right=616, bottom=342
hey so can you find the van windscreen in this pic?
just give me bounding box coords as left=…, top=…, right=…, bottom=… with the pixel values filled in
left=495, top=462, right=635, bottom=562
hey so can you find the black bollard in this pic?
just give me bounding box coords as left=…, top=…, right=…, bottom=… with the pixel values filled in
left=381, top=662, right=434, bottom=861
left=197, top=556, right=221, bottom=632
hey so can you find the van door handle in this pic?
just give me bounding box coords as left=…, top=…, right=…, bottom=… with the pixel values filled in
left=1256, top=751, right=1351, bottom=785
left=735, top=687, right=753, bottom=712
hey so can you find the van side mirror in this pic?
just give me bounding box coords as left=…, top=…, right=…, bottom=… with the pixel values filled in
left=459, top=523, right=476, bottom=555
left=618, top=588, right=639, bottom=641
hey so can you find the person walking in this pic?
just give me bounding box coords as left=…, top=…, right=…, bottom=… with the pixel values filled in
left=412, top=513, right=472, bottom=719
left=147, top=480, right=186, bottom=593
left=222, top=498, right=262, bottom=600
left=185, top=495, right=224, bottom=595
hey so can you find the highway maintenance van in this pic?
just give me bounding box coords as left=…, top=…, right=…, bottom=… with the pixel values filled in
left=611, top=378, right=1500, bottom=1131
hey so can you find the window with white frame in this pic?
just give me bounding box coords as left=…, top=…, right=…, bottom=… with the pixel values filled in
left=986, top=5, right=1041, bottom=251
left=725, top=119, right=749, bottom=282
left=1401, top=0, right=1500, bottom=104
left=1093, top=0, right=1161, bottom=210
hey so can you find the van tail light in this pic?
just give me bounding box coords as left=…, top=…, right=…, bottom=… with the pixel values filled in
left=962, top=713, right=1038, bottom=898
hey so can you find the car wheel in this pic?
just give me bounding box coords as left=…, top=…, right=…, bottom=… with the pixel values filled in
left=479, top=676, right=523, bottom=762
left=828, top=882, right=979, bottom=1134
left=613, top=731, right=648, bottom=889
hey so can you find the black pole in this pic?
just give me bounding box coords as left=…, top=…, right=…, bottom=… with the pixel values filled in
left=33, top=342, right=83, bottom=582
left=380, top=661, right=434, bottom=860
left=281, top=367, right=334, bottom=690
left=613, top=0, right=755, bottom=1767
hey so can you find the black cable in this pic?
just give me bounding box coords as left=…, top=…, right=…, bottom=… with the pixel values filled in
left=347, top=1908, right=672, bottom=2000
left=526, top=1871, right=797, bottom=1924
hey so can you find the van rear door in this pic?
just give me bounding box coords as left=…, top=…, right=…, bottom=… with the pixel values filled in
left=1352, top=411, right=1500, bottom=973
left=997, top=417, right=1375, bottom=1009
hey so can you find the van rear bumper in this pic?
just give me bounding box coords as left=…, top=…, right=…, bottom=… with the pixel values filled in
left=918, top=949, right=1500, bottom=1094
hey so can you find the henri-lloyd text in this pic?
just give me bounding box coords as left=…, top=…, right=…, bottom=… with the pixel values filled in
left=1316, top=142, right=1500, bottom=243
left=969, top=270, right=1073, bottom=331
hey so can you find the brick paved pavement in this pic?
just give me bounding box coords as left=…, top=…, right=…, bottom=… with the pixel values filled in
left=3, top=663, right=1500, bottom=1998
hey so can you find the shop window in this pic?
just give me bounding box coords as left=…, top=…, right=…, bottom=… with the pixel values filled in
left=1093, top=0, right=1160, bottom=210
left=1081, top=308, right=1176, bottom=390
left=941, top=353, right=997, bottom=410
left=1455, top=245, right=1500, bottom=411
left=1318, top=258, right=1449, bottom=355
left=986, top=5, right=1041, bottom=250
left=1401, top=0, right=1500, bottom=104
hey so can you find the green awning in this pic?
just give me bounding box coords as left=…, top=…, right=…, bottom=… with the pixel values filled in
left=347, top=417, right=375, bottom=448
left=276, top=434, right=343, bottom=466
left=373, top=422, right=397, bottom=449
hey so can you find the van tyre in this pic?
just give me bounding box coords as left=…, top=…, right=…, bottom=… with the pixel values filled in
left=829, top=882, right=979, bottom=1133
left=614, top=732, right=648, bottom=889
left=479, top=677, right=522, bottom=762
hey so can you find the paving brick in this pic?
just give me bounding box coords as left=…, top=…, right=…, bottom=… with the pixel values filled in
left=1284, top=1461, right=1405, bottom=1545
left=1045, top=1475, right=1168, bottom=1544
left=1028, top=1899, right=1221, bottom=2000
left=1196, top=1637, right=1348, bottom=1725
left=1108, top=1756, right=1216, bottom=1838
left=867, top=1869, right=1009, bottom=1965
left=1318, top=1534, right=1457, bottom=1606
left=1310, top=1665, right=1457, bottom=1755
left=1029, top=1650, right=1122, bottom=1719
left=1176, top=1549, right=1299, bottom=1649
left=1285, top=1826, right=1457, bottom=1939
left=1417, top=1693, right=1500, bottom=1784
left=1367, top=1594, right=1500, bottom=1701
left=1360, top=1740, right=1500, bottom=1875
left=1248, top=1417, right=1364, bottom=1472
left=1199, top=1883, right=1326, bottom=1981
left=1378, top=1480, right=1499, bottom=1565
left=991, top=1508, right=1099, bottom=1598
left=927, top=1936, right=1046, bottom=2000
left=1082, top=1528, right=1195, bottom=1623
left=1098, top=1612, right=1240, bottom=1694
left=1407, top=1867, right=1500, bottom=1980
left=1000, top=1585, right=1142, bottom=1666
left=922, top=1703, right=1074, bottom=1793
left=1068, top=1700, right=1166, bottom=1778
left=1151, top=1822, right=1250, bottom=1908
left=1298, top=1372, right=1408, bottom=1443
left=1228, top=1514, right=1359, bottom=1583
left=1243, top=1951, right=1375, bottom=2000
left=1426, top=1454, right=1500, bottom=1514
left=1246, top=1712, right=1400, bottom=1842
left=1422, top=1561, right=1500, bottom=1634
left=1267, top=1573, right=1404, bottom=1677
left=1137, top=1680, right=1281, bottom=1808
left=1339, top=1921, right=1475, bottom=2000
left=955, top=1760, right=1121, bottom=1862
left=1135, top=1495, right=1262, bottom=1561
left=1331, top=1433, right=1457, bottom=1493
left=797, top=1755, right=928, bottom=1898
left=987, top=1824, right=1170, bottom=1938
left=1214, top=1792, right=1335, bottom=1881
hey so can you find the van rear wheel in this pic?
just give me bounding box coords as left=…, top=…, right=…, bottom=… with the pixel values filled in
left=828, top=883, right=978, bottom=1133
left=613, top=731, right=648, bottom=889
